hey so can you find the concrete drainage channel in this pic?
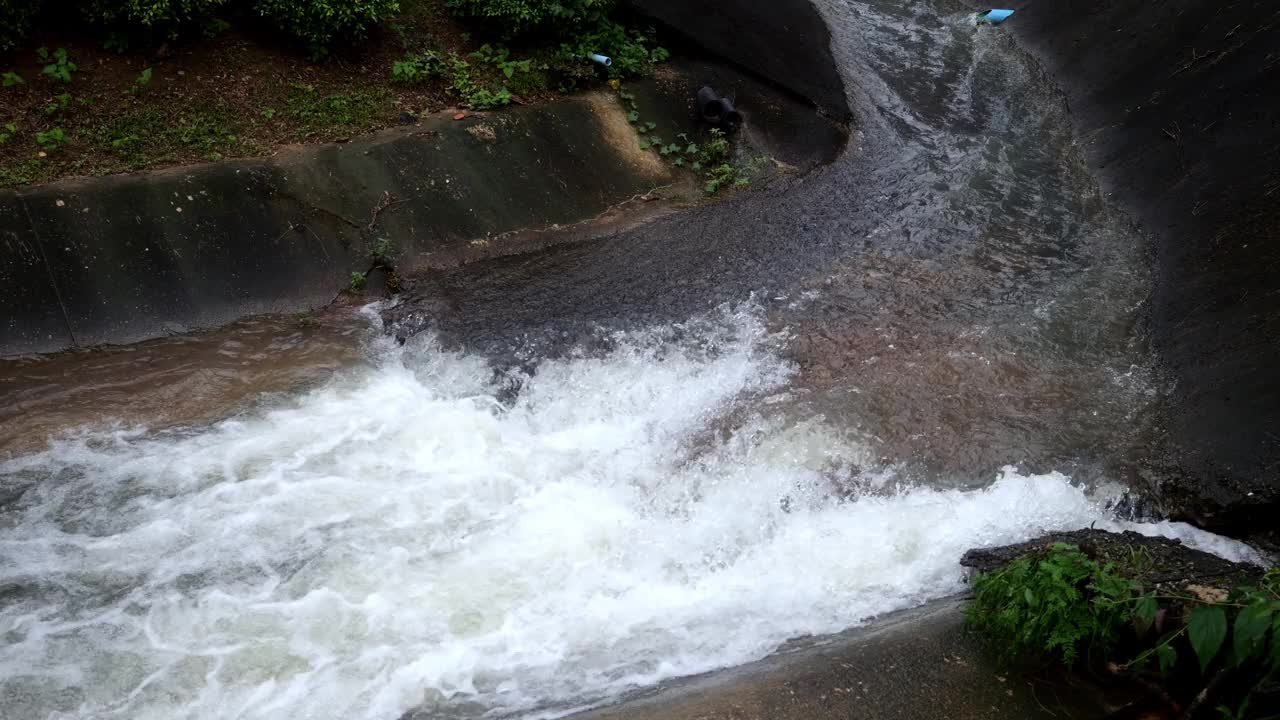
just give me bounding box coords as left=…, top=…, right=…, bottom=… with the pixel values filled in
left=0, top=56, right=845, bottom=357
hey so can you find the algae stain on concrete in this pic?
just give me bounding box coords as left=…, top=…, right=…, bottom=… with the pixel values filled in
left=585, top=91, right=670, bottom=180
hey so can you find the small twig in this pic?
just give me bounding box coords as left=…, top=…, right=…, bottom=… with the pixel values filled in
left=367, top=191, right=404, bottom=233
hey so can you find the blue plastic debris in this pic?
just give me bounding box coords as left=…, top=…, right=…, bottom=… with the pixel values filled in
left=977, top=9, right=1015, bottom=24
left=588, top=53, right=612, bottom=67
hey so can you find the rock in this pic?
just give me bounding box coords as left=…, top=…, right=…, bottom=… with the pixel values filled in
left=960, top=529, right=1261, bottom=591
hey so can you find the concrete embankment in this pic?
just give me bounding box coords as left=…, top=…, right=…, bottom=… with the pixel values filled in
left=0, top=94, right=672, bottom=356
left=986, top=0, right=1280, bottom=537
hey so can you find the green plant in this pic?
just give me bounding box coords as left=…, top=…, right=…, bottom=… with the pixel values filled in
left=703, top=162, right=750, bottom=195
left=445, top=52, right=512, bottom=109
left=44, top=93, right=71, bottom=116
left=371, top=236, right=394, bottom=265
left=35, top=127, right=69, bottom=150
left=471, top=44, right=532, bottom=79
left=203, top=17, right=231, bottom=37
left=261, top=107, right=276, bottom=119
left=967, top=544, right=1138, bottom=667
left=2, top=71, right=23, bottom=87
left=135, top=68, right=153, bottom=92
left=349, top=271, right=367, bottom=291
left=0, top=122, right=17, bottom=144
left=392, top=49, right=444, bottom=83
left=39, top=48, right=77, bottom=83
left=253, top=0, right=400, bottom=59
left=970, top=544, right=1280, bottom=717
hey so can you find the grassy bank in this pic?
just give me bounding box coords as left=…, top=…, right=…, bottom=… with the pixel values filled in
left=0, top=0, right=666, bottom=189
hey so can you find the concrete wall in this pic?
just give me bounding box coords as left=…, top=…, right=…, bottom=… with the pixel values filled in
left=0, top=95, right=670, bottom=355
left=625, top=0, right=850, bottom=120
left=995, top=0, right=1280, bottom=531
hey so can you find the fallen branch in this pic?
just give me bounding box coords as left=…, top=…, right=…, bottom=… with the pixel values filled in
left=367, top=191, right=405, bottom=233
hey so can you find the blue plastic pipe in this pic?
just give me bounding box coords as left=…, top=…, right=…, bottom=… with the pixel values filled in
left=588, top=53, right=612, bottom=67
left=978, top=9, right=1015, bottom=24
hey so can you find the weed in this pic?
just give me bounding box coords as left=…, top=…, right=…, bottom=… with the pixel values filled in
left=35, top=127, right=69, bottom=150
left=111, top=134, right=140, bottom=150
left=472, top=44, right=531, bottom=80
left=38, top=48, right=77, bottom=84
left=392, top=49, right=444, bottom=83
left=44, top=93, right=71, bottom=116
left=349, top=271, right=367, bottom=291
left=370, top=236, right=394, bottom=265
left=261, top=107, right=277, bottom=119
left=203, top=17, right=232, bottom=38
left=703, top=163, right=748, bottom=195
left=2, top=71, right=23, bottom=87
left=446, top=52, right=511, bottom=109
left=134, top=68, right=153, bottom=94
left=0, top=122, right=17, bottom=144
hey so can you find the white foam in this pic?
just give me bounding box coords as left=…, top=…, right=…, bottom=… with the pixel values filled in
left=0, top=304, right=1258, bottom=720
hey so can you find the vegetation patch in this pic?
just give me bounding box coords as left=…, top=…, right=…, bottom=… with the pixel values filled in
left=0, top=0, right=669, bottom=189
left=615, top=86, right=767, bottom=196
left=967, top=541, right=1280, bottom=718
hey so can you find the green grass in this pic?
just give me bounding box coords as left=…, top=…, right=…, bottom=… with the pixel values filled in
left=286, top=84, right=393, bottom=136
left=98, top=104, right=255, bottom=168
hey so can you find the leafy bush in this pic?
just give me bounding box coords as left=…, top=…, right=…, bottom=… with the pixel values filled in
left=967, top=543, right=1138, bottom=667
left=446, top=0, right=611, bottom=35
left=0, top=0, right=44, bottom=52
left=78, top=0, right=230, bottom=41
left=254, top=0, right=400, bottom=59
left=968, top=543, right=1280, bottom=715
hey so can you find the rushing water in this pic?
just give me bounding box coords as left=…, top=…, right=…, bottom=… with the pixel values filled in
left=0, top=304, right=1260, bottom=720
left=0, top=1, right=1267, bottom=719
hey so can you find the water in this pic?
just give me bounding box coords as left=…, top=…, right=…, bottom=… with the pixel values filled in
left=0, top=1, right=1265, bottom=718
left=0, top=304, right=1260, bottom=720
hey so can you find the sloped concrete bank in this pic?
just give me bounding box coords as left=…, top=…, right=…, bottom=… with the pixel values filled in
left=983, top=1, right=1280, bottom=536
left=563, top=599, right=1113, bottom=720
left=0, top=94, right=671, bottom=356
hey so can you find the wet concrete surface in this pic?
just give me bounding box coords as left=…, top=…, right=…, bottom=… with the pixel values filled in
left=983, top=0, right=1280, bottom=535
left=567, top=599, right=1115, bottom=720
